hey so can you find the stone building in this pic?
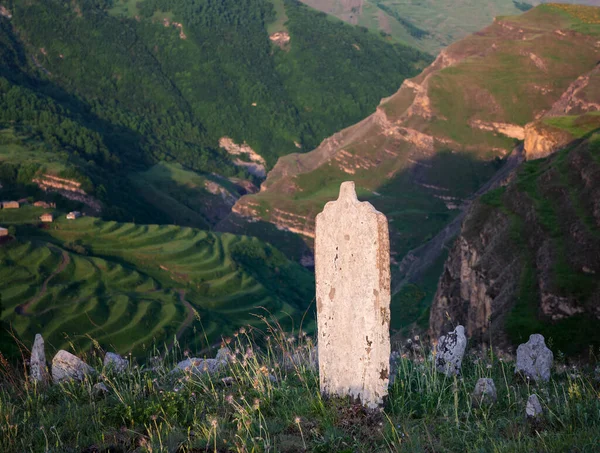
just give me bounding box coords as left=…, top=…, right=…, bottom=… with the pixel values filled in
left=2, top=201, right=19, bottom=209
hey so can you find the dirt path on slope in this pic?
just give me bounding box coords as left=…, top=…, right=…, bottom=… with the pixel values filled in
left=15, top=248, right=70, bottom=316
left=392, top=144, right=524, bottom=294
left=167, top=289, right=196, bottom=352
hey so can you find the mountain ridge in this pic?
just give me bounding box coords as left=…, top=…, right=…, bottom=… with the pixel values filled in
left=223, top=4, right=600, bottom=271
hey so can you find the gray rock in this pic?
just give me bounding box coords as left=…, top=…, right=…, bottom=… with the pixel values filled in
left=173, top=358, right=224, bottom=376
left=51, top=350, right=95, bottom=383
left=435, top=325, right=467, bottom=376
left=526, top=394, right=543, bottom=418
left=93, top=382, right=109, bottom=397
left=215, top=347, right=232, bottom=364
left=29, top=334, right=49, bottom=385
left=103, top=352, right=128, bottom=373
left=515, top=334, right=553, bottom=382
left=471, top=378, right=497, bottom=408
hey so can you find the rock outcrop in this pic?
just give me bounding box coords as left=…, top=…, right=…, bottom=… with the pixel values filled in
left=524, top=122, right=574, bottom=161
left=171, top=347, right=231, bottom=377
left=515, top=334, right=553, bottom=382
left=526, top=394, right=543, bottom=418
left=435, top=325, right=467, bottom=376
left=472, top=378, right=497, bottom=408
left=430, top=136, right=600, bottom=353
left=33, top=174, right=102, bottom=214
left=52, top=350, right=95, bottom=383
left=104, top=352, right=128, bottom=373
left=29, top=334, right=49, bottom=385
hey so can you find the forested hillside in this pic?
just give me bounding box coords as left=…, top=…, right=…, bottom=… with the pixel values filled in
left=0, top=0, right=428, bottom=224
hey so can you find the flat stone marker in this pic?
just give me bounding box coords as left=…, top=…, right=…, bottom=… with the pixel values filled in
left=315, top=181, right=391, bottom=408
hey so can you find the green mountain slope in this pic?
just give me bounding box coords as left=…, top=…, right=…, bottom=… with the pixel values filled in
left=431, top=128, right=600, bottom=355
left=226, top=4, right=600, bottom=273
left=0, top=0, right=429, bottom=227
left=298, top=0, right=600, bottom=54
left=0, top=209, right=314, bottom=355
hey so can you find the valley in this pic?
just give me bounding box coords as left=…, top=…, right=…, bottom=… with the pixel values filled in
left=1, top=1, right=600, bottom=359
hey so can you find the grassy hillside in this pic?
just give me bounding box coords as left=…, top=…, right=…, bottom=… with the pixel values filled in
left=298, top=0, right=600, bottom=54
left=2, top=330, right=600, bottom=452
left=0, top=209, right=314, bottom=356
left=228, top=4, right=600, bottom=263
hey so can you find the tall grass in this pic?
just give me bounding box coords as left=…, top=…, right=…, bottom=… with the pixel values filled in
left=1, top=327, right=600, bottom=452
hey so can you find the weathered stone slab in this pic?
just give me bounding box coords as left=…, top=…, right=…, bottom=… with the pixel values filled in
left=526, top=394, right=543, bottom=418
left=104, top=352, right=128, bottom=373
left=52, top=350, right=95, bottom=383
left=435, top=325, right=467, bottom=376
left=315, top=181, right=391, bottom=408
left=29, top=334, right=49, bottom=385
left=471, top=378, right=497, bottom=408
left=515, top=334, right=553, bottom=382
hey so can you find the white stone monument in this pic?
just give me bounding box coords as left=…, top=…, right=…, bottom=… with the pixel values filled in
left=315, top=181, right=391, bottom=408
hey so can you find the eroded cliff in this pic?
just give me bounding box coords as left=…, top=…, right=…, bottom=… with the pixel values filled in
left=430, top=136, right=600, bottom=354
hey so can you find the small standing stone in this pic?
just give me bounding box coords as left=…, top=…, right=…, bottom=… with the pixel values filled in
left=435, top=325, right=467, bottom=376
left=515, top=334, right=553, bottom=382
left=29, top=334, right=49, bottom=385
left=104, top=352, right=128, bottom=373
left=315, top=182, right=391, bottom=409
left=526, top=394, right=543, bottom=418
left=52, top=350, right=95, bottom=383
left=471, top=378, right=497, bottom=408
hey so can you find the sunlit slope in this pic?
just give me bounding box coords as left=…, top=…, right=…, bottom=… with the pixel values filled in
left=0, top=214, right=314, bottom=355
left=298, top=0, right=600, bottom=54
left=226, top=4, right=600, bottom=265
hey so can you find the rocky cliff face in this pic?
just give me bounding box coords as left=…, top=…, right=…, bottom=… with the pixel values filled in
left=33, top=175, right=102, bottom=214
left=523, top=63, right=600, bottom=160
left=523, top=122, right=574, bottom=160
left=430, top=136, right=600, bottom=352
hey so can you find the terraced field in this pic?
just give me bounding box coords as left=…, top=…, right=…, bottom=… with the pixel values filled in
left=0, top=213, right=314, bottom=355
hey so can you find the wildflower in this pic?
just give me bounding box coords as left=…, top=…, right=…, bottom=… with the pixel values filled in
left=253, top=398, right=260, bottom=410
left=210, top=417, right=218, bottom=428
left=240, top=327, right=246, bottom=334
left=184, top=349, right=191, bottom=357
left=486, top=364, right=492, bottom=369
left=150, top=415, right=158, bottom=421
left=224, top=337, right=232, bottom=344
left=226, top=394, right=234, bottom=403
left=414, top=335, right=420, bottom=341
left=294, top=416, right=301, bottom=424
